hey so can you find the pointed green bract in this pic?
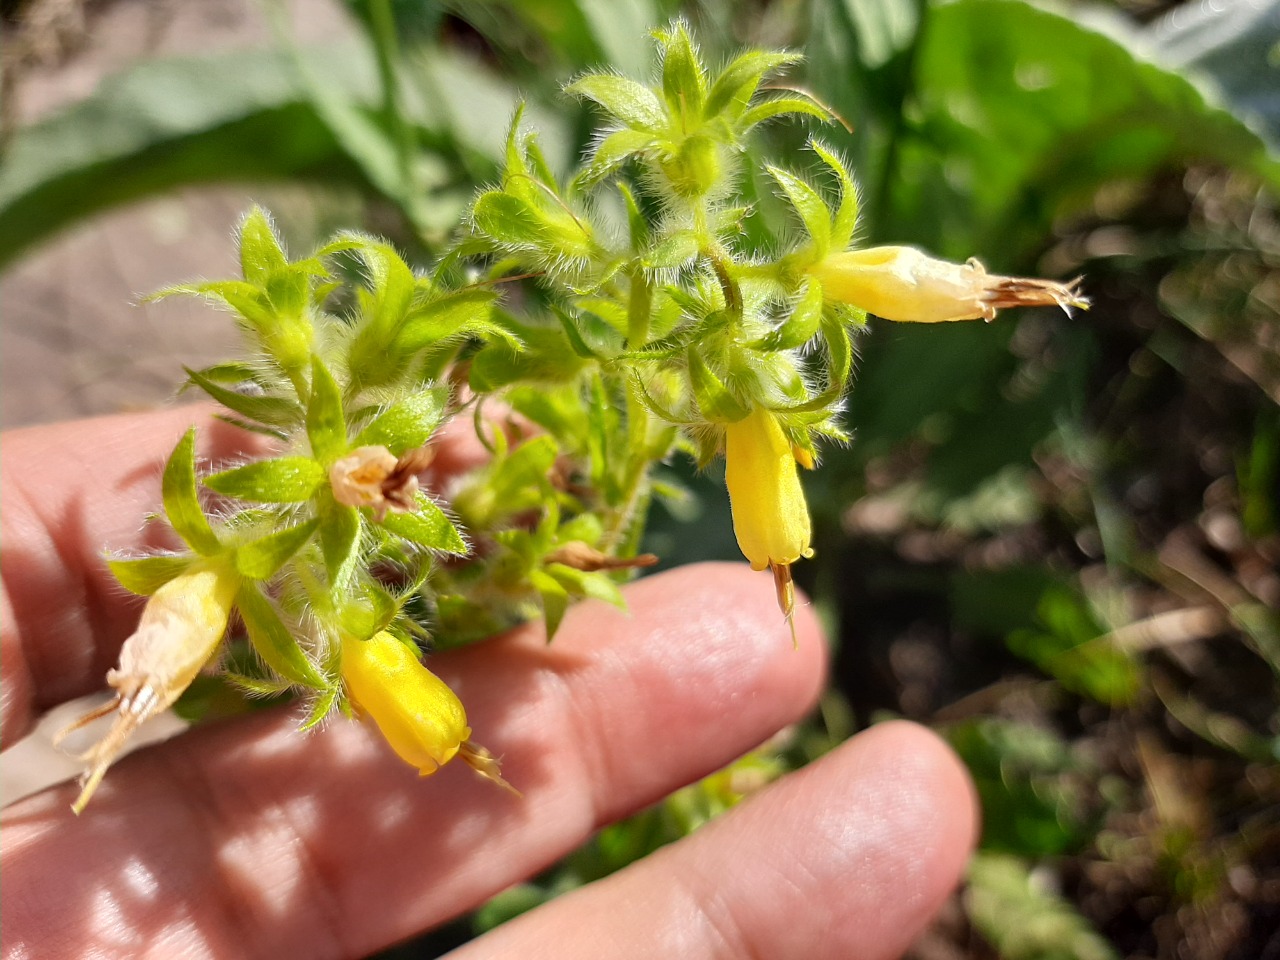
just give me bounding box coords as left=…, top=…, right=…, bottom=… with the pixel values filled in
left=238, top=207, right=289, bottom=285
left=233, top=519, right=320, bottom=580
left=352, top=389, right=449, bottom=452
left=108, top=554, right=194, bottom=596
left=319, top=498, right=362, bottom=589
left=381, top=498, right=468, bottom=556
left=162, top=427, right=222, bottom=556
left=236, top=583, right=328, bottom=689
left=306, top=355, right=347, bottom=464
left=205, top=457, right=326, bottom=503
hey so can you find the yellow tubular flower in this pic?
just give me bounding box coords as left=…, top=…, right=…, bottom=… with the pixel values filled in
left=58, top=559, right=238, bottom=814
left=808, top=245, right=1088, bottom=323
left=724, top=406, right=814, bottom=642
left=342, top=631, right=518, bottom=793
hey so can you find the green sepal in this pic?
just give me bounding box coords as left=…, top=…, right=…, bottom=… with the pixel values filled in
left=224, top=673, right=296, bottom=698
left=107, top=554, right=193, bottom=595
left=305, top=355, right=347, bottom=464
left=768, top=166, right=831, bottom=253
left=337, top=581, right=401, bottom=642
left=319, top=496, right=362, bottom=589
left=232, top=518, right=320, bottom=580
left=238, top=207, right=289, bottom=285
left=235, top=582, right=328, bottom=689
left=564, top=75, right=667, bottom=132
left=183, top=366, right=302, bottom=430
left=686, top=348, right=748, bottom=421
left=352, top=388, right=449, bottom=452
left=658, top=21, right=706, bottom=118
left=773, top=308, right=855, bottom=417
left=704, top=50, right=802, bottom=120
left=163, top=427, right=221, bottom=556
left=752, top=280, right=824, bottom=351
left=381, top=497, right=468, bottom=556
left=299, top=683, right=342, bottom=733
left=741, top=95, right=835, bottom=130
left=204, top=456, right=325, bottom=503
left=528, top=568, right=571, bottom=642
left=811, top=141, right=858, bottom=246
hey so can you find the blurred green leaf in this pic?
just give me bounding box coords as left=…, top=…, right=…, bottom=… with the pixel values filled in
left=966, top=852, right=1119, bottom=960
left=948, top=718, right=1094, bottom=858
left=0, top=48, right=377, bottom=270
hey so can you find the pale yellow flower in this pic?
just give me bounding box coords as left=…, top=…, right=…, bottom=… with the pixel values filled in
left=809, top=245, right=1087, bottom=323
left=59, top=559, right=238, bottom=813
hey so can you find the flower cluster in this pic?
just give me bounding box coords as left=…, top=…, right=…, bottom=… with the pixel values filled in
left=66, top=22, right=1084, bottom=810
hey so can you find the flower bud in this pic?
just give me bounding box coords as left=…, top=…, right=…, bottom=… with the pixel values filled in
left=724, top=407, right=813, bottom=641
left=58, top=559, right=238, bottom=813
left=341, top=631, right=469, bottom=775
left=808, top=246, right=1087, bottom=323
left=342, top=631, right=518, bottom=793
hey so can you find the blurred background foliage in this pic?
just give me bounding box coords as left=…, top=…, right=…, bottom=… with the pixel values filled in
left=2, top=0, right=1278, bottom=955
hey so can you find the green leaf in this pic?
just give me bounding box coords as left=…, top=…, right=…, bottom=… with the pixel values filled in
left=472, top=192, right=553, bottom=248
left=319, top=498, right=362, bottom=589
left=306, top=355, right=347, bottom=464
left=546, top=565, right=627, bottom=609
left=553, top=307, right=603, bottom=360
left=704, top=50, right=801, bottom=120
left=753, top=279, right=824, bottom=351
left=528, top=568, right=571, bottom=642
left=183, top=366, right=303, bottom=430
left=151, top=280, right=276, bottom=332
left=395, top=289, right=500, bottom=353
left=889, top=0, right=1280, bottom=258
left=381, top=498, right=468, bottom=556
left=658, top=21, right=706, bottom=118
left=740, top=95, right=835, bottom=130
left=232, top=519, right=319, bottom=580
left=967, top=853, right=1119, bottom=960
left=235, top=583, right=328, bottom=688
left=238, top=207, right=289, bottom=285
left=686, top=348, right=747, bottom=422
left=579, top=128, right=657, bottom=184
left=163, top=427, right=221, bottom=556
left=205, top=457, right=325, bottom=503
left=107, top=554, right=193, bottom=595
left=564, top=75, right=668, bottom=132
left=352, top=388, right=449, bottom=452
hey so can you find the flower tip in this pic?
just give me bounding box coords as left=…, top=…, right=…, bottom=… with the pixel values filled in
left=459, top=740, right=522, bottom=797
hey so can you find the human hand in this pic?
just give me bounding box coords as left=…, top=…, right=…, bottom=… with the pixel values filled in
left=1, top=407, right=976, bottom=959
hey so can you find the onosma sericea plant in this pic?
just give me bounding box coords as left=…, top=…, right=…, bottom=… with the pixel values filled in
left=60, top=22, right=1085, bottom=812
